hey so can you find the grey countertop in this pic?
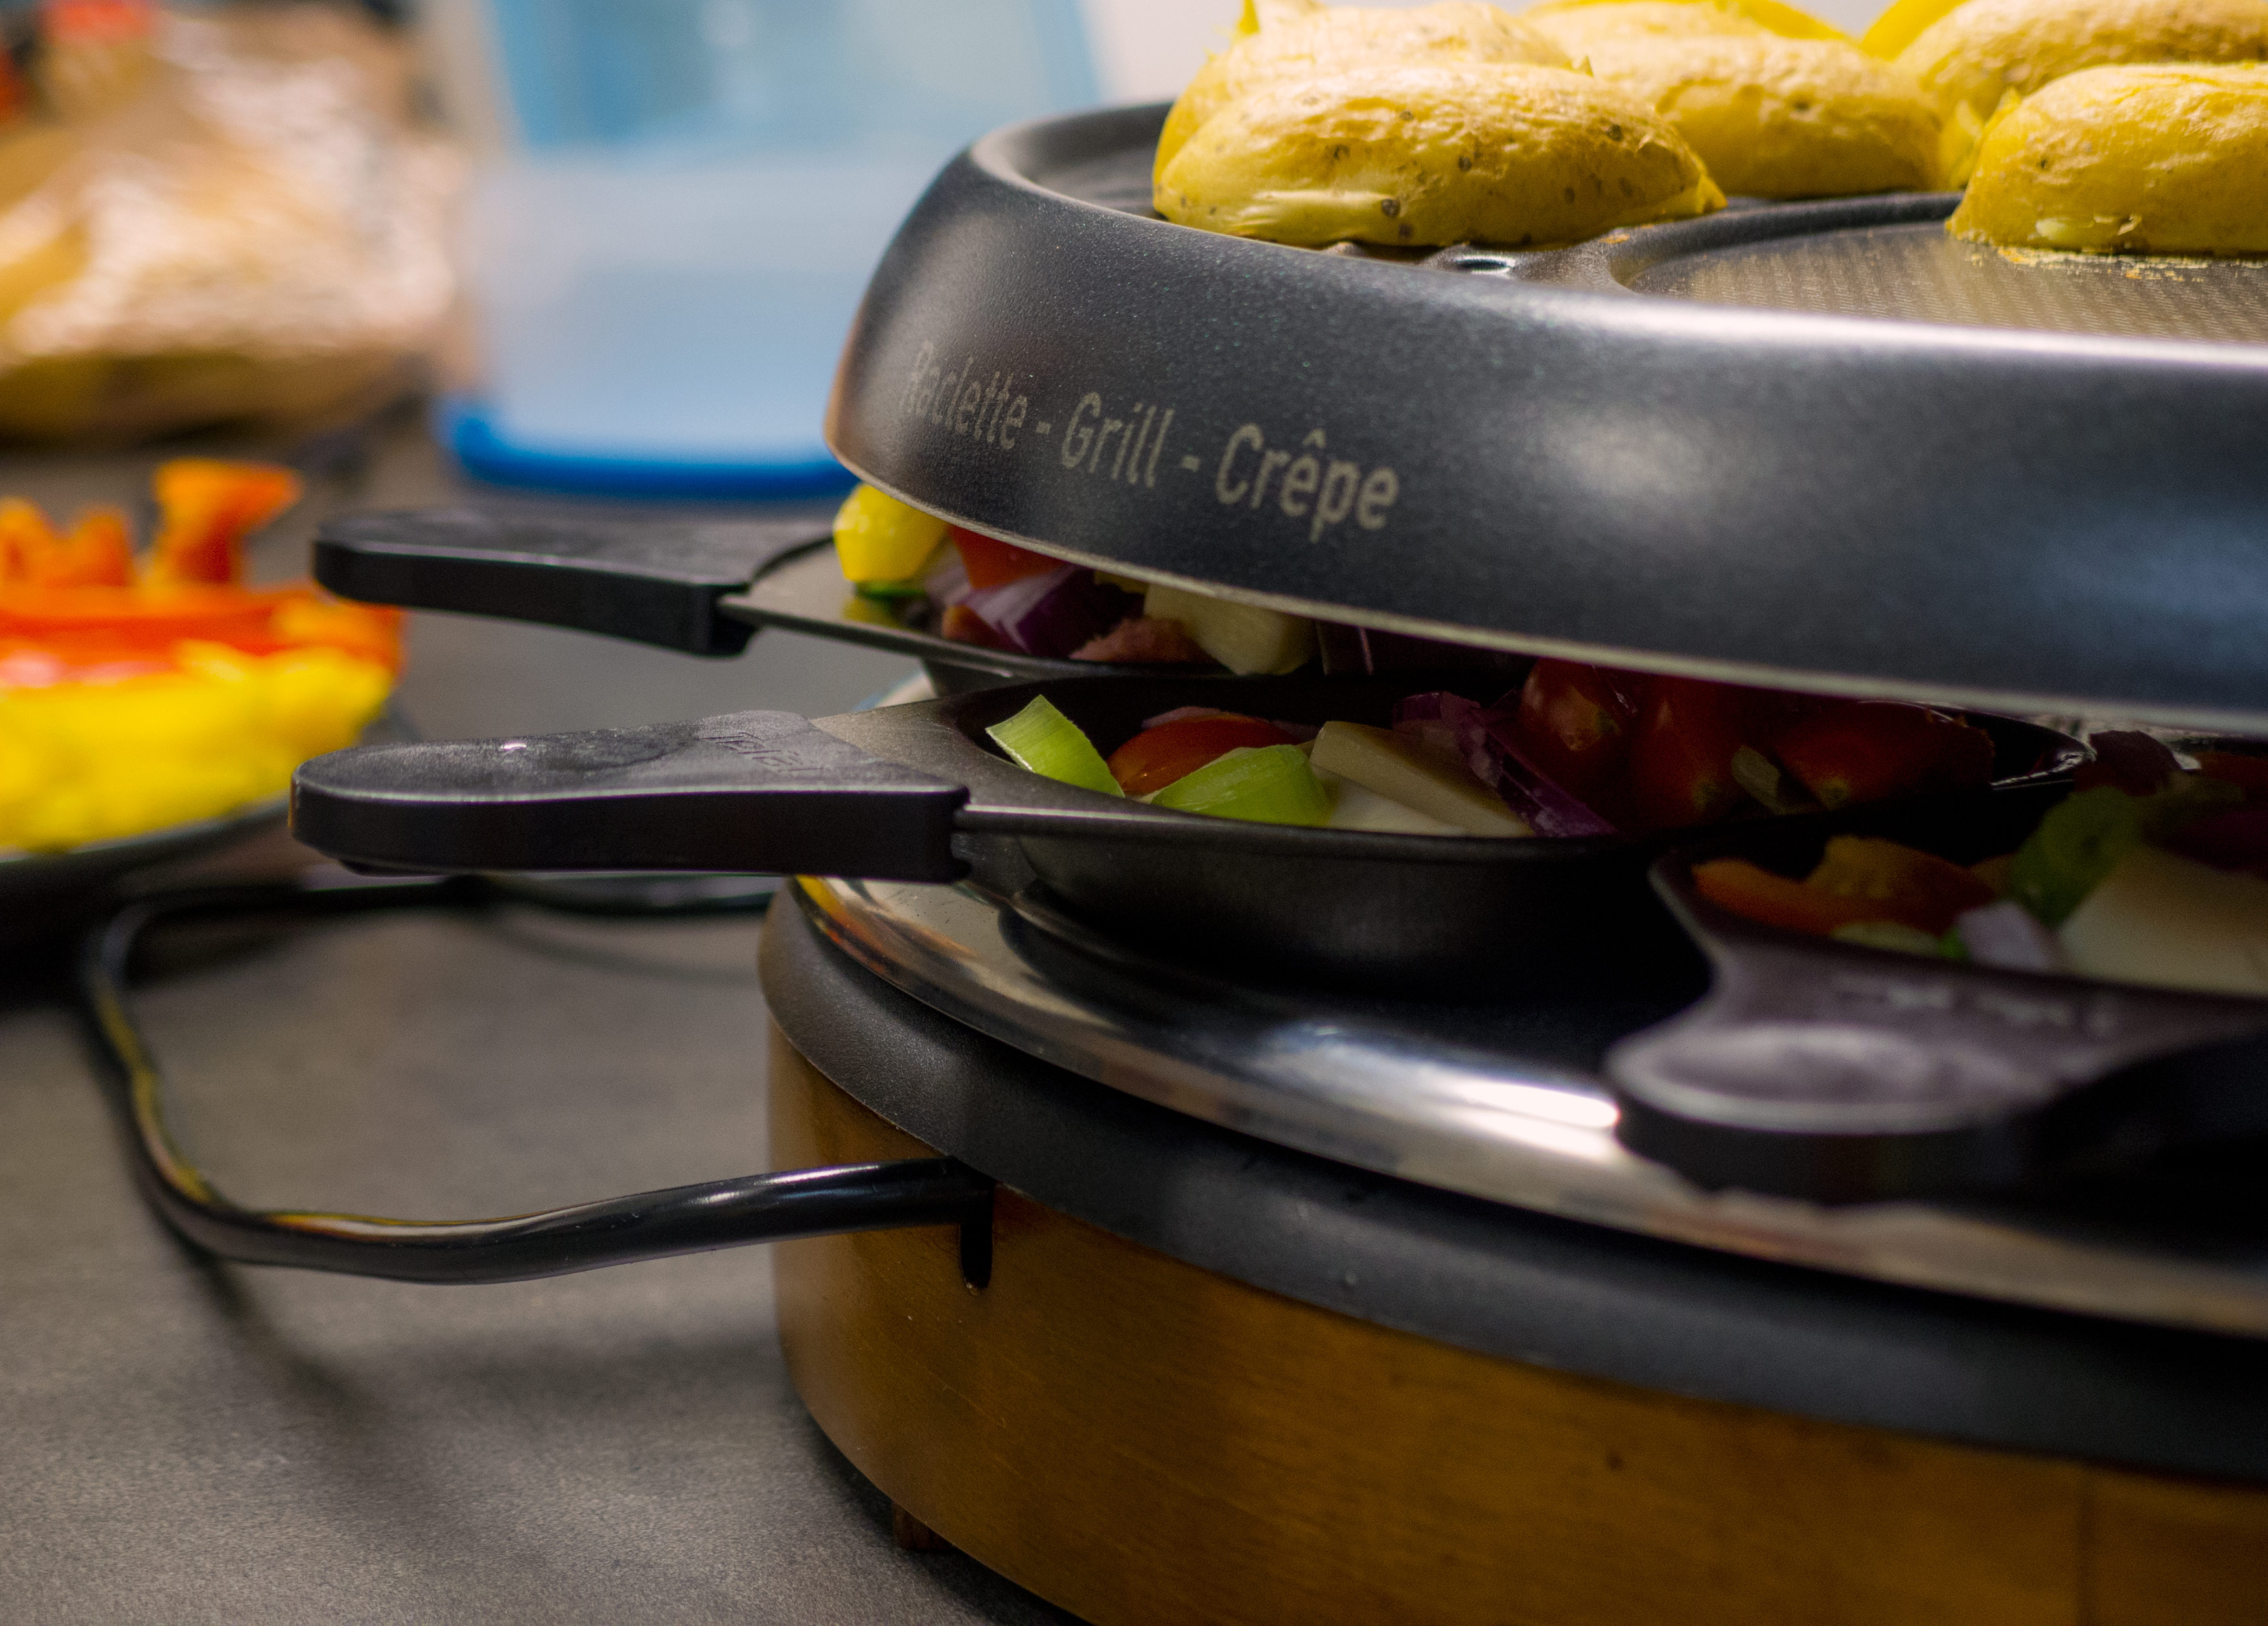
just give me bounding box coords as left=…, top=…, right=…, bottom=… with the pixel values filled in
left=0, top=418, right=1076, bottom=1624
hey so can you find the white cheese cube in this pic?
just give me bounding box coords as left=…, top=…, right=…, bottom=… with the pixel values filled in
left=1309, top=720, right=1531, bottom=838
left=2058, top=844, right=2268, bottom=998
left=1142, top=583, right=1314, bottom=675
left=1313, top=768, right=1465, bottom=834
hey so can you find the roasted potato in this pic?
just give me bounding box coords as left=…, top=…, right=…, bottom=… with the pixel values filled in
left=1155, top=61, right=1723, bottom=246
left=1896, top=0, right=2268, bottom=183
left=1948, top=62, right=2268, bottom=251
left=1524, top=0, right=1849, bottom=50
left=1573, top=34, right=1939, bottom=195
left=1157, top=0, right=1566, bottom=177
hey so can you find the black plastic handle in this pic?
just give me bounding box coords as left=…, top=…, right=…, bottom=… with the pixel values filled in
left=315, top=509, right=826, bottom=655
left=291, top=712, right=968, bottom=881
left=1607, top=925, right=2268, bottom=1202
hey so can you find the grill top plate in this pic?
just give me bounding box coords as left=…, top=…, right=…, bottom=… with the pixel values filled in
left=827, top=105, right=2268, bottom=732
left=1630, top=221, right=2268, bottom=344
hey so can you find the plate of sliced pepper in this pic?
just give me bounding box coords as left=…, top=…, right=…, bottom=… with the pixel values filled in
left=0, top=458, right=402, bottom=904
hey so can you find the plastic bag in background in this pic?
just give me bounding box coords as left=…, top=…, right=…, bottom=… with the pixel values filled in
left=0, top=0, right=461, bottom=445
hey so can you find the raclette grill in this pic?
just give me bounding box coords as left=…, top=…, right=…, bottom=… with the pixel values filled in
left=140, top=101, right=2268, bottom=1613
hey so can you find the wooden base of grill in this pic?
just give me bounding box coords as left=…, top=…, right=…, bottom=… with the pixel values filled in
left=769, top=1025, right=2268, bottom=1625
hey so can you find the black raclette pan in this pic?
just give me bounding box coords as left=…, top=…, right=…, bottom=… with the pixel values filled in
left=293, top=674, right=2077, bottom=992
left=1610, top=791, right=2268, bottom=1202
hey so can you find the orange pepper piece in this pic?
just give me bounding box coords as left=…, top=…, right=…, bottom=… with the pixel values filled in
left=1693, top=859, right=1934, bottom=936
left=270, top=595, right=405, bottom=671
left=143, top=459, right=302, bottom=586
left=1695, top=837, right=1995, bottom=938
left=1803, top=836, right=1995, bottom=934
left=0, top=497, right=61, bottom=586
left=21, top=505, right=134, bottom=588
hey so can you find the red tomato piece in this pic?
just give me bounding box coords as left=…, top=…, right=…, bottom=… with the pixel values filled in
left=1626, top=676, right=1749, bottom=831
left=1510, top=658, right=1639, bottom=796
left=951, top=528, right=1062, bottom=590
left=2193, top=751, right=2268, bottom=804
left=1107, top=714, right=1297, bottom=796
left=1774, top=703, right=1993, bottom=809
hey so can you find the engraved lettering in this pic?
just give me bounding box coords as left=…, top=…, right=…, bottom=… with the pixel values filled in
left=1280, top=428, right=1324, bottom=517
left=1216, top=423, right=1262, bottom=503
left=1000, top=395, right=1027, bottom=449
left=1356, top=467, right=1400, bottom=529
left=1091, top=417, right=1123, bottom=474
left=1120, top=404, right=1148, bottom=482
left=903, top=341, right=936, bottom=415
left=1313, top=459, right=1361, bottom=541
left=955, top=380, right=983, bottom=435
left=1147, top=409, right=1172, bottom=485
left=1181, top=454, right=1201, bottom=470
left=1063, top=392, right=1101, bottom=469
left=1251, top=448, right=1293, bottom=508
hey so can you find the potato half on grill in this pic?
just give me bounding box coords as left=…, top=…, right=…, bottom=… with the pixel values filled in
left=1573, top=34, right=1940, bottom=196
left=1157, top=0, right=1568, bottom=178
left=1949, top=62, right=2268, bottom=252
left=1895, top=0, right=2268, bottom=183
left=1523, top=0, right=1847, bottom=49
left=1155, top=62, right=1723, bottom=248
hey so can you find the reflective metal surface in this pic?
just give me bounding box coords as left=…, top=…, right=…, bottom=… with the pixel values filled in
left=796, top=862, right=2268, bottom=1339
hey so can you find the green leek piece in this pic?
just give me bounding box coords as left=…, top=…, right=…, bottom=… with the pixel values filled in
left=1150, top=744, right=1332, bottom=826
left=2009, top=786, right=2146, bottom=927
left=986, top=696, right=1122, bottom=797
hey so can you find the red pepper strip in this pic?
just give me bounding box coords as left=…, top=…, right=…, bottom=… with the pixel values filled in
left=0, top=583, right=303, bottom=644
left=951, top=527, right=1061, bottom=590
left=1803, top=835, right=1996, bottom=934
left=1774, top=703, right=1993, bottom=809
left=1510, top=658, right=1638, bottom=797
left=2194, top=751, right=2268, bottom=804
left=0, top=584, right=402, bottom=668
left=1107, top=714, right=1297, bottom=796
left=1625, top=676, right=1748, bottom=831
left=143, top=459, right=303, bottom=587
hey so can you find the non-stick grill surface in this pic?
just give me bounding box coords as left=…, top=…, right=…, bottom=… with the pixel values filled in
left=831, top=106, right=2268, bottom=733
left=1630, top=222, right=2268, bottom=344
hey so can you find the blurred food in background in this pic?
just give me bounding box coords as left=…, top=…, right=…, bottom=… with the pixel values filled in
left=0, top=458, right=401, bottom=853
left=0, top=0, right=457, bottom=445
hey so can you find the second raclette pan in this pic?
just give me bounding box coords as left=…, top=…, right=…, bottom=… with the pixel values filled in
left=292, top=674, right=2076, bottom=992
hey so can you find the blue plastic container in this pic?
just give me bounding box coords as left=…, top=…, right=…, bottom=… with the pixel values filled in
left=445, top=0, right=1098, bottom=498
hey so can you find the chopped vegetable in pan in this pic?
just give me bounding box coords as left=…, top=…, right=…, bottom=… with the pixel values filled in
left=1693, top=735, right=2268, bottom=999
left=983, top=659, right=2019, bottom=843
left=986, top=697, right=1123, bottom=798
left=1151, top=743, right=1332, bottom=825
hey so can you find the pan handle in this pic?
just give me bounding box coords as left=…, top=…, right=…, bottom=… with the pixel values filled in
left=314, top=509, right=826, bottom=655
left=292, top=712, right=969, bottom=881
left=1606, top=927, right=2268, bottom=1202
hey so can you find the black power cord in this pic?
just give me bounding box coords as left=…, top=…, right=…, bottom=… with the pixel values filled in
left=76, top=872, right=995, bottom=1287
